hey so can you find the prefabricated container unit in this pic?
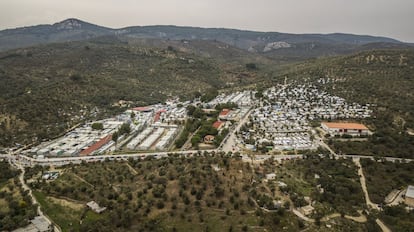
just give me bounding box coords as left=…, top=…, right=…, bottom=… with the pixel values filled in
left=155, top=128, right=177, bottom=150
left=37, top=148, right=49, bottom=156
left=138, top=128, right=165, bottom=150
left=126, top=127, right=154, bottom=150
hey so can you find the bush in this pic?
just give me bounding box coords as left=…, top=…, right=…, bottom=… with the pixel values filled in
left=246, top=63, right=257, bottom=70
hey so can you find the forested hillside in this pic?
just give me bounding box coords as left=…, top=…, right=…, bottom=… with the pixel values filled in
left=0, top=38, right=263, bottom=147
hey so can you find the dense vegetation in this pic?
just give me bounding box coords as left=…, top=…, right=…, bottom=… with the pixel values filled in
left=27, top=153, right=306, bottom=231
left=361, top=159, right=414, bottom=203
left=174, top=118, right=201, bottom=149
left=176, top=105, right=232, bottom=149
left=279, top=155, right=365, bottom=216
left=24, top=153, right=381, bottom=231
left=0, top=161, right=37, bottom=231
left=361, top=159, right=414, bottom=231
left=380, top=205, right=414, bottom=232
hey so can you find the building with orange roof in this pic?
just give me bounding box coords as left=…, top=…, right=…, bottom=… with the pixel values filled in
left=219, top=109, right=231, bottom=120
left=154, top=109, right=166, bottom=123
left=321, top=122, right=370, bottom=136
left=212, top=121, right=224, bottom=130
left=80, top=135, right=112, bottom=156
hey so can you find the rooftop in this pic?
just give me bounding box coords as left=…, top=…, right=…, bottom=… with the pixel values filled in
left=406, top=185, right=414, bottom=199
left=322, top=122, right=368, bottom=130
left=132, top=106, right=152, bottom=112
left=14, top=216, right=51, bottom=232
left=219, top=109, right=231, bottom=116
left=87, top=201, right=107, bottom=213
left=80, top=135, right=112, bottom=156
left=212, top=121, right=224, bottom=129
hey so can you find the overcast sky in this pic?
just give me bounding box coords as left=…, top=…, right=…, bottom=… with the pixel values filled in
left=1, top=0, right=413, bottom=42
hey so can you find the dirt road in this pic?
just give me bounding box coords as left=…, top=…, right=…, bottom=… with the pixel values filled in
left=353, top=158, right=380, bottom=210
left=15, top=162, right=62, bottom=232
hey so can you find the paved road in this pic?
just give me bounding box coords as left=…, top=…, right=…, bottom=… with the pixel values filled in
left=16, top=149, right=215, bottom=167
left=241, top=154, right=303, bottom=163
left=222, top=108, right=252, bottom=153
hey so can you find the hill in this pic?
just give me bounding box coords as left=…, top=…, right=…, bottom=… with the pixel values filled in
left=0, top=38, right=265, bottom=147
left=0, top=19, right=112, bottom=52
left=270, top=49, right=414, bottom=157
left=0, top=18, right=410, bottom=62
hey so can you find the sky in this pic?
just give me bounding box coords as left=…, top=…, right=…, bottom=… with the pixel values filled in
left=1, top=0, right=414, bottom=42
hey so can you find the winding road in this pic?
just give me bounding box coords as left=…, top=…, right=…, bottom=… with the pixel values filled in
left=14, top=160, right=62, bottom=232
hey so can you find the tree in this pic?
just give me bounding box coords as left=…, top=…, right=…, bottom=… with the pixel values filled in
left=245, top=63, right=257, bottom=70
left=91, top=122, right=104, bottom=130
left=192, top=108, right=205, bottom=119
left=187, top=105, right=196, bottom=116
left=118, top=123, right=131, bottom=135
left=70, top=74, right=82, bottom=81
left=191, top=135, right=201, bottom=148
left=200, top=89, right=218, bottom=102
left=156, top=200, right=165, bottom=209
left=112, top=132, right=119, bottom=143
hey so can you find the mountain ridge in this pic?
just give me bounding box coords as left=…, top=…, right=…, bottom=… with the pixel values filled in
left=0, top=18, right=409, bottom=59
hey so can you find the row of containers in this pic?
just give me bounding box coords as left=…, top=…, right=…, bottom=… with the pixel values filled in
left=126, top=125, right=178, bottom=151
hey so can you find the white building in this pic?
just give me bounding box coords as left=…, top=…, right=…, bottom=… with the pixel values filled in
left=405, top=185, right=414, bottom=207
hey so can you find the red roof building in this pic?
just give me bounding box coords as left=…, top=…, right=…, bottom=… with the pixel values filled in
left=219, top=109, right=231, bottom=116
left=212, top=121, right=224, bottom=130
left=154, top=109, right=167, bottom=122
left=219, top=109, right=232, bottom=120
left=80, top=135, right=112, bottom=156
